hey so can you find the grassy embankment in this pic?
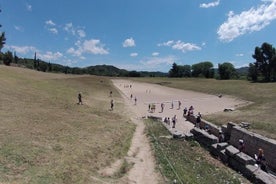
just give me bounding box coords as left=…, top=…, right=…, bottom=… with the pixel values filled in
left=134, top=77, right=276, bottom=139
left=0, top=66, right=135, bottom=183
left=145, top=118, right=249, bottom=184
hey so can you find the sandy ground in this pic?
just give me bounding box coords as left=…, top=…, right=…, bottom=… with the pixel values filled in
left=111, top=79, right=249, bottom=184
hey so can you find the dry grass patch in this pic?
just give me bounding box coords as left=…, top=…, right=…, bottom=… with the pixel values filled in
left=0, top=66, right=135, bottom=183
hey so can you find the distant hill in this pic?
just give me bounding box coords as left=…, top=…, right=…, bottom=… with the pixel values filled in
left=0, top=57, right=168, bottom=77
left=236, top=67, right=249, bottom=76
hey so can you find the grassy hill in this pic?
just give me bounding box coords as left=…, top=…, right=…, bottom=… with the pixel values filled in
left=0, top=65, right=135, bottom=183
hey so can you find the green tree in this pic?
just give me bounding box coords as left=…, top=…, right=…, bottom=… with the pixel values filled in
left=3, top=51, right=13, bottom=66
left=0, top=9, right=6, bottom=52
left=180, top=65, right=191, bottom=77
left=14, top=52, right=19, bottom=64
left=0, top=32, right=5, bottom=52
left=218, top=62, right=236, bottom=80
left=169, top=62, right=181, bottom=77
left=192, top=61, right=214, bottom=78
left=252, top=42, right=276, bottom=81
left=248, top=63, right=258, bottom=81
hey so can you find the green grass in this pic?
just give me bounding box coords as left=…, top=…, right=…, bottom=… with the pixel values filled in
left=133, top=77, right=276, bottom=139
left=145, top=119, right=249, bottom=184
left=0, top=66, right=135, bottom=183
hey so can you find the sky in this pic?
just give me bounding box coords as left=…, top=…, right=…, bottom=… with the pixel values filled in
left=0, top=0, right=276, bottom=72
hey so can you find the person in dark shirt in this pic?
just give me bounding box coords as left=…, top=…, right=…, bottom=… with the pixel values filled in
left=78, top=92, right=83, bottom=105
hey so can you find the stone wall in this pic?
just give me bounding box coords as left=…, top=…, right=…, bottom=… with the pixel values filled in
left=228, top=125, right=276, bottom=172
left=186, top=115, right=221, bottom=136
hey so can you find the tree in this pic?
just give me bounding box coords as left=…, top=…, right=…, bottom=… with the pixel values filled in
left=218, top=62, right=236, bottom=80
left=252, top=42, right=276, bottom=81
left=192, top=61, right=214, bottom=78
left=3, top=51, right=13, bottom=66
left=14, top=52, right=18, bottom=64
left=180, top=65, right=191, bottom=77
left=0, top=9, right=6, bottom=52
left=0, top=32, right=5, bottom=52
left=33, top=52, right=37, bottom=69
left=248, top=63, right=258, bottom=81
left=169, top=62, right=181, bottom=77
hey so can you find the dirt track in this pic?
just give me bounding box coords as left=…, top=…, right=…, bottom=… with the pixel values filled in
left=112, top=79, right=248, bottom=184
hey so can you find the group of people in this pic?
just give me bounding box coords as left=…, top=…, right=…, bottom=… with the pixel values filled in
left=237, top=139, right=268, bottom=172
left=163, top=115, right=177, bottom=128
left=77, top=91, right=115, bottom=111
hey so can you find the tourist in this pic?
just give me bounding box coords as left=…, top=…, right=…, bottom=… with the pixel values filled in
left=178, top=100, right=181, bottom=110
left=183, top=107, right=187, bottom=117
left=238, top=139, right=245, bottom=152
left=161, top=103, right=164, bottom=113
left=172, top=115, right=177, bottom=128
left=110, top=99, right=114, bottom=110
left=78, top=92, right=83, bottom=105
left=134, top=97, right=137, bottom=105
left=218, top=131, right=225, bottom=143
left=196, top=112, right=201, bottom=128
left=255, top=148, right=267, bottom=172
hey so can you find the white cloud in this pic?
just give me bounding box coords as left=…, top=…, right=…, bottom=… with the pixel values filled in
left=26, top=3, right=32, bottom=11
left=49, top=28, right=58, bottom=34
left=14, top=25, right=24, bottom=32
left=67, top=39, right=109, bottom=57
left=130, top=53, right=138, bottom=57
left=140, top=55, right=176, bottom=67
left=158, top=40, right=201, bottom=53
left=64, top=23, right=75, bottom=35
left=7, top=45, right=36, bottom=54
left=236, top=53, right=244, bottom=57
left=45, top=20, right=58, bottom=34
left=217, top=0, right=276, bottom=42
left=77, top=29, right=86, bottom=38
left=67, top=47, right=82, bottom=57
left=38, top=51, right=63, bottom=61
left=152, top=52, right=160, bottom=56
left=200, top=0, right=220, bottom=8
left=83, top=39, right=109, bottom=55
left=64, top=23, right=86, bottom=38
left=123, top=37, right=136, bottom=47
left=45, top=20, right=56, bottom=26
left=158, top=40, right=174, bottom=47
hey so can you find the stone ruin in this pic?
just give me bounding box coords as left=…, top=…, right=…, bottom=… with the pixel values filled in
left=185, top=115, right=276, bottom=184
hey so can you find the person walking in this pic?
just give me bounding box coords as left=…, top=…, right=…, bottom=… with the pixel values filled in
left=110, top=99, right=114, bottom=111
left=172, top=115, right=177, bottom=128
left=78, top=92, right=83, bottom=105
left=161, top=103, right=164, bottom=113
left=134, top=97, right=137, bottom=105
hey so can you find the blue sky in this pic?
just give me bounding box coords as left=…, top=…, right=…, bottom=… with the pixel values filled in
left=1, top=0, right=276, bottom=72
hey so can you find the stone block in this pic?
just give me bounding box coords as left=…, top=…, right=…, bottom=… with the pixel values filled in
left=219, top=149, right=228, bottom=163
left=184, top=132, right=194, bottom=140
left=225, top=145, right=240, bottom=157
left=234, top=152, right=255, bottom=165
left=191, top=128, right=218, bottom=147
left=217, top=142, right=228, bottom=151
left=172, top=130, right=183, bottom=139
left=210, top=143, right=219, bottom=157
left=254, top=168, right=276, bottom=184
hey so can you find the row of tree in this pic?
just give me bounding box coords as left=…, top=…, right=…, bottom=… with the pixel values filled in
left=168, top=61, right=237, bottom=80
left=168, top=42, right=275, bottom=82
